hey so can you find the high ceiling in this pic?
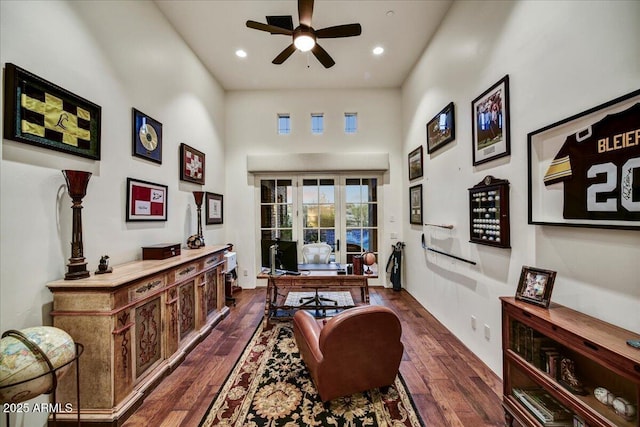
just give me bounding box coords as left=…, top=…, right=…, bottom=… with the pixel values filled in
left=155, top=0, right=453, bottom=91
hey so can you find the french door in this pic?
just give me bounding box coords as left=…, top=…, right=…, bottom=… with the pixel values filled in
left=258, top=175, right=380, bottom=271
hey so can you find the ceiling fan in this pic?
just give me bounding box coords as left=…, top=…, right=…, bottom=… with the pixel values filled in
left=246, top=0, right=362, bottom=68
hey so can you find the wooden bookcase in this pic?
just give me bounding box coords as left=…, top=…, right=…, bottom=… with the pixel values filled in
left=501, top=297, right=640, bottom=427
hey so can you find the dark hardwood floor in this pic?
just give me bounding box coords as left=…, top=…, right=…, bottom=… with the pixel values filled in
left=123, top=288, right=506, bottom=426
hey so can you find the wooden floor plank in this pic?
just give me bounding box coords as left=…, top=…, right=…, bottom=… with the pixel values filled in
left=122, top=287, right=506, bottom=427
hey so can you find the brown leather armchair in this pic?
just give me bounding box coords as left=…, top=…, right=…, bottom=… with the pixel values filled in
left=293, top=305, right=404, bottom=402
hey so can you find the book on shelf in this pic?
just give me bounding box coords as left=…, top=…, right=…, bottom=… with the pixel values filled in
left=513, top=388, right=573, bottom=425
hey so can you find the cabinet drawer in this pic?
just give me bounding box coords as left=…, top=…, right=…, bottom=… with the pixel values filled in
left=128, top=274, right=166, bottom=303
left=203, top=252, right=224, bottom=269
left=171, top=261, right=200, bottom=283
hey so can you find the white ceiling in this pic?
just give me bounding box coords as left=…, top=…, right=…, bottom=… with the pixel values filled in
left=155, top=0, right=453, bottom=91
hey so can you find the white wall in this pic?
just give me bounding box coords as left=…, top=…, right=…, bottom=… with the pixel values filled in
left=0, top=2, right=225, bottom=423
left=401, top=0, right=640, bottom=376
left=225, top=88, right=403, bottom=287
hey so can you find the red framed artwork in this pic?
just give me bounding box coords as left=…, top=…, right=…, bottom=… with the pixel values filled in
left=180, top=143, right=205, bottom=185
left=126, top=178, right=168, bottom=221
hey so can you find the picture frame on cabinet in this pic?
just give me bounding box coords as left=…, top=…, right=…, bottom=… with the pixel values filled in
left=179, top=143, right=205, bottom=185
left=205, top=192, right=223, bottom=225
left=3, top=63, right=102, bottom=160
left=408, top=146, right=423, bottom=180
left=426, top=102, right=455, bottom=154
left=126, top=177, right=168, bottom=222
left=515, top=266, right=556, bottom=308
left=132, top=108, right=162, bottom=164
left=409, top=184, right=423, bottom=225
left=472, top=75, right=510, bottom=165
left=528, top=89, right=640, bottom=230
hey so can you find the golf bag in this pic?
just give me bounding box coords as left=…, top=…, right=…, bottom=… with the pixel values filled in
left=386, top=242, right=405, bottom=291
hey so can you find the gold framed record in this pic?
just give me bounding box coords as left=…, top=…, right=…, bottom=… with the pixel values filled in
left=132, top=108, right=162, bottom=164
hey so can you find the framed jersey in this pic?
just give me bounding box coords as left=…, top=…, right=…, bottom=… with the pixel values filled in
left=528, top=89, right=640, bottom=230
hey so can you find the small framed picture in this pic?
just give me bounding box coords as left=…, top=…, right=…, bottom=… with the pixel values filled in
left=205, top=192, right=223, bottom=225
left=180, top=143, right=205, bottom=185
left=409, top=184, right=423, bottom=225
left=426, top=102, right=455, bottom=154
left=472, top=75, right=510, bottom=165
left=132, top=108, right=162, bottom=164
left=126, top=178, right=168, bottom=222
left=408, top=146, right=424, bottom=181
left=515, top=266, right=557, bottom=308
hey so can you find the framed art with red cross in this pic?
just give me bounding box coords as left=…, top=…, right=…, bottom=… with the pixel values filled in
left=126, top=177, right=168, bottom=221
left=180, top=143, right=205, bottom=185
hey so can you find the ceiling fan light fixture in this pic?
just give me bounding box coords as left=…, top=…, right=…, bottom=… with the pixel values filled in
left=293, top=28, right=316, bottom=52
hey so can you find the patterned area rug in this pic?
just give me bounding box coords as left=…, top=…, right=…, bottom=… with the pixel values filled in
left=199, top=322, right=423, bottom=427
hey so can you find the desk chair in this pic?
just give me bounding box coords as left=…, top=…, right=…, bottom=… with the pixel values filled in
left=300, top=243, right=337, bottom=310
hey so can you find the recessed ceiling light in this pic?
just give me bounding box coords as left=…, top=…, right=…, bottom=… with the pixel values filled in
left=235, top=49, right=247, bottom=58
left=386, top=10, right=395, bottom=17
left=373, top=46, right=384, bottom=55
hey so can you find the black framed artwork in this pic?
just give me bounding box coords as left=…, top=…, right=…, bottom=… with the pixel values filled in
left=409, top=184, right=423, bottom=225
left=132, top=108, right=162, bottom=164
left=408, top=146, right=424, bottom=180
left=179, top=143, right=205, bottom=185
left=528, top=89, right=639, bottom=230
left=426, top=102, right=455, bottom=154
left=3, top=63, right=102, bottom=160
left=126, top=177, right=168, bottom=222
left=472, top=75, right=510, bottom=166
left=205, top=192, right=223, bottom=225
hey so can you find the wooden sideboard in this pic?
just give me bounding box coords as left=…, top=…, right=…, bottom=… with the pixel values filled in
left=47, top=245, right=230, bottom=426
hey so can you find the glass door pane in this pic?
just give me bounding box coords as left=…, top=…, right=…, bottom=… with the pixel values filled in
left=302, top=178, right=337, bottom=259
left=344, top=178, right=379, bottom=272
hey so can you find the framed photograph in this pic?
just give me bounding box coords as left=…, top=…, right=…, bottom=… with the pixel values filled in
left=205, top=192, right=223, bottom=225
left=132, top=108, right=162, bottom=164
left=528, top=89, right=639, bottom=230
left=3, top=63, right=101, bottom=160
left=409, top=184, right=423, bottom=225
left=515, top=266, right=557, bottom=308
left=126, top=178, right=168, bottom=222
left=408, top=146, right=423, bottom=180
left=472, top=75, right=510, bottom=165
left=426, top=102, right=456, bottom=154
left=179, top=143, right=205, bottom=185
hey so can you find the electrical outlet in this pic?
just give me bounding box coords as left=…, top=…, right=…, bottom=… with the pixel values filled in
left=471, top=315, right=477, bottom=330
left=243, top=269, right=248, bottom=277
left=484, top=324, right=490, bottom=340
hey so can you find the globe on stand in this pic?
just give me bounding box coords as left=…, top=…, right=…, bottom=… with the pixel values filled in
left=362, top=251, right=376, bottom=274
left=0, top=327, right=76, bottom=404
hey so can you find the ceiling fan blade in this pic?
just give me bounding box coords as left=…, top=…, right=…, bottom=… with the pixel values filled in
left=311, top=43, right=335, bottom=68
left=246, top=20, right=292, bottom=35
left=316, top=23, right=362, bottom=38
left=272, top=44, right=297, bottom=64
left=298, top=0, right=314, bottom=27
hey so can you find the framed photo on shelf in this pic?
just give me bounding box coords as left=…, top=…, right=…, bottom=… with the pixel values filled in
left=205, top=192, right=223, bottom=225
left=472, top=75, right=510, bottom=165
left=515, top=266, right=557, bottom=308
left=528, top=89, right=639, bottom=230
left=3, top=63, right=102, bottom=160
left=179, top=143, right=205, bottom=185
left=426, top=102, right=455, bottom=154
left=126, top=178, right=168, bottom=222
left=132, top=108, right=162, bottom=164
left=409, top=184, right=423, bottom=225
left=408, top=146, right=424, bottom=180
